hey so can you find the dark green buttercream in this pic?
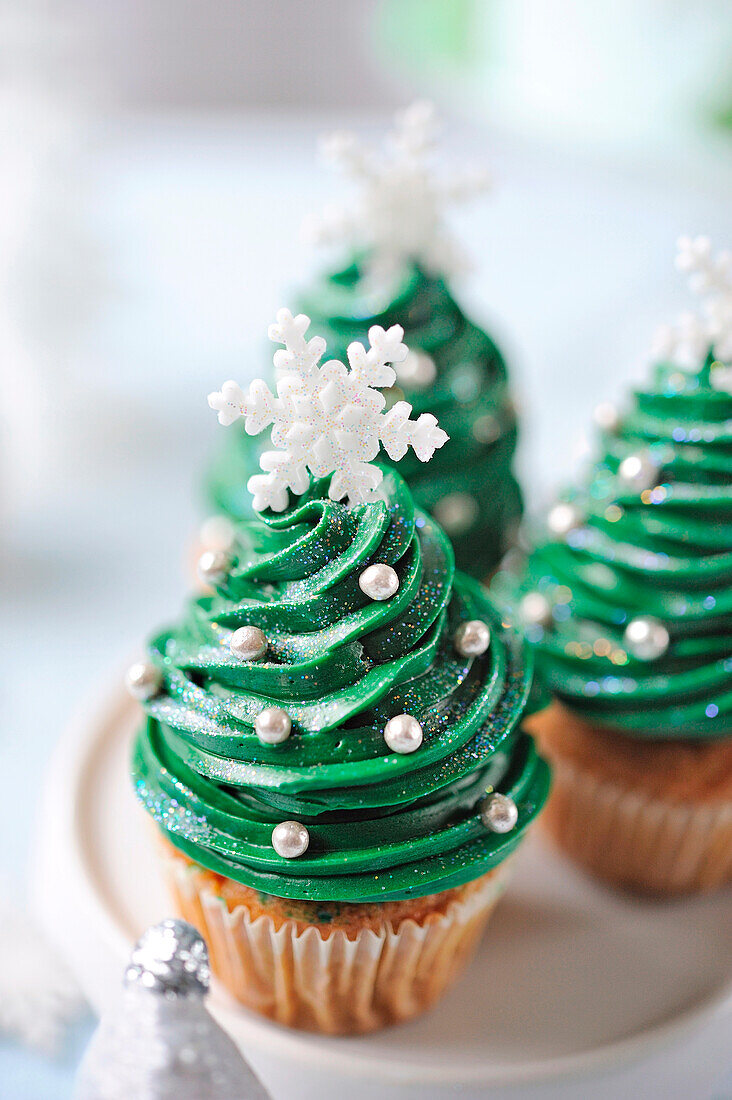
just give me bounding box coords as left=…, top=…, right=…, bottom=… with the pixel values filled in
left=494, top=356, right=732, bottom=741
left=206, top=260, right=522, bottom=577
left=133, top=469, right=549, bottom=901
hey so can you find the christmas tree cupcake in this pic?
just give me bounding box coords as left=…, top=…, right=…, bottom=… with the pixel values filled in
left=206, top=102, right=522, bottom=577
left=496, top=237, right=732, bottom=896
left=130, top=309, right=549, bottom=1034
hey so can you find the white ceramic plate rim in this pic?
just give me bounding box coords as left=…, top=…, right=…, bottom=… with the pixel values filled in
left=33, top=675, right=732, bottom=1088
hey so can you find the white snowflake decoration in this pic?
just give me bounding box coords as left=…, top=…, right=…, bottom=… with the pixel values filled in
left=304, top=100, right=490, bottom=291
left=208, top=308, right=449, bottom=512
left=652, top=236, right=732, bottom=391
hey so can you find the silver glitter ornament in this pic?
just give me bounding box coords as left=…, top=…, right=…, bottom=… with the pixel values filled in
left=384, top=713, right=423, bottom=753
left=433, top=492, right=478, bottom=536
left=547, top=501, right=583, bottom=537
left=593, top=402, right=621, bottom=432
left=229, top=625, right=267, bottom=662
left=75, top=919, right=272, bottom=1100
left=125, top=661, right=162, bottom=702
left=197, top=548, right=231, bottom=587
left=454, top=619, right=491, bottom=657
left=520, top=591, right=553, bottom=628
left=618, top=453, right=659, bottom=492
left=272, top=820, right=309, bottom=858
left=125, top=919, right=210, bottom=998
left=254, top=706, right=292, bottom=745
left=395, top=349, right=437, bottom=390
left=480, top=792, right=518, bottom=834
left=623, top=616, right=670, bottom=661
left=359, top=562, right=399, bottom=601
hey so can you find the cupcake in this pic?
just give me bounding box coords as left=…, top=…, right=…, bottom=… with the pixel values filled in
left=494, top=236, right=732, bottom=896
left=129, top=309, right=549, bottom=1034
left=206, top=101, right=522, bottom=579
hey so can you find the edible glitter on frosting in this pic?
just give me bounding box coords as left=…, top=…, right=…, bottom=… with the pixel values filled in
left=132, top=468, right=549, bottom=902
left=495, top=351, right=732, bottom=741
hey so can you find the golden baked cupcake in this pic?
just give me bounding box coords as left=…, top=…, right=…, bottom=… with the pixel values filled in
left=494, top=236, right=732, bottom=895
left=128, top=308, right=550, bottom=1033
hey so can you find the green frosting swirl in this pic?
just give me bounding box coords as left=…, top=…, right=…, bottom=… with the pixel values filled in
left=494, top=357, right=732, bottom=741
left=206, top=260, right=522, bottom=578
left=133, top=469, right=549, bottom=902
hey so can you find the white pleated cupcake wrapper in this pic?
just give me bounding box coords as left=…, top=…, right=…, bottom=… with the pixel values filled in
left=548, top=755, right=732, bottom=894
left=162, top=854, right=511, bottom=1034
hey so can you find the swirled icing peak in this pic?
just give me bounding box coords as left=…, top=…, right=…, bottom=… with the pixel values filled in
left=132, top=468, right=549, bottom=902
left=495, top=238, right=732, bottom=741
left=206, top=107, right=521, bottom=578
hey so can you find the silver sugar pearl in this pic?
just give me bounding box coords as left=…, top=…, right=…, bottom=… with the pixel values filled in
left=359, top=562, right=399, bottom=601
left=124, top=919, right=210, bottom=998
left=271, top=820, right=309, bottom=859
left=480, top=792, right=519, bottom=834
left=454, top=619, right=491, bottom=657
left=384, top=713, right=423, bottom=754
left=254, top=706, right=292, bottom=745
left=585, top=561, right=617, bottom=590
left=520, top=591, right=553, bottom=628
left=623, top=616, right=670, bottom=661
left=125, top=661, right=162, bottom=701
left=198, top=549, right=231, bottom=587
left=395, top=349, right=437, bottom=390
left=547, top=501, right=584, bottom=537
left=433, top=492, right=479, bottom=536
left=594, top=402, right=621, bottom=432
left=229, top=625, right=267, bottom=662
left=472, top=413, right=501, bottom=444
left=382, top=383, right=406, bottom=411
left=618, top=453, right=659, bottom=492
left=199, top=514, right=235, bottom=553
left=451, top=363, right=481, bottom=403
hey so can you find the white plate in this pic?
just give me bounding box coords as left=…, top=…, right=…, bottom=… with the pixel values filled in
left=33, top=680, right=732, bottom=1100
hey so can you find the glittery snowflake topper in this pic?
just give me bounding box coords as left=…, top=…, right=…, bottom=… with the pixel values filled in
left=651, top=236, right=732, bottom=391
left=208, top=308, right=449, bottom=512
left=304, top=100, right=491, bottom=290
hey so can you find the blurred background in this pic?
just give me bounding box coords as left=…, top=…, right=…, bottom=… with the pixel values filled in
left=2, top=1, right=732, bottom=1095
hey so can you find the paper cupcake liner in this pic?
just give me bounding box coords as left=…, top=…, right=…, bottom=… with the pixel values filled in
left=161, top=851, right=511, bottom=1034
left=542, top=754, right=732, bottom=896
